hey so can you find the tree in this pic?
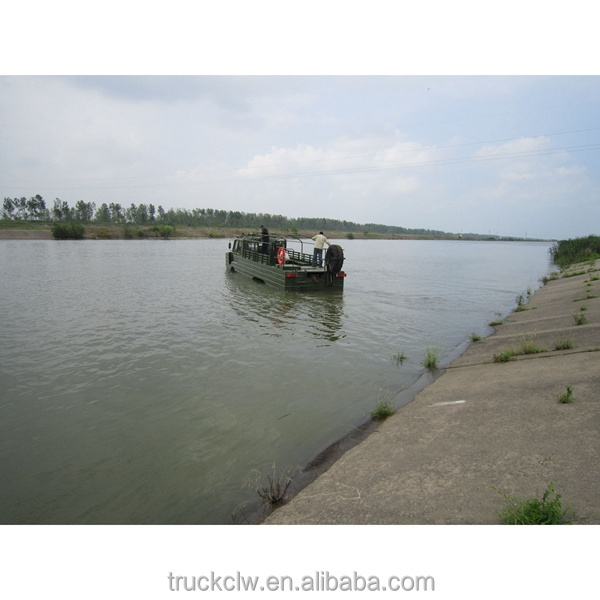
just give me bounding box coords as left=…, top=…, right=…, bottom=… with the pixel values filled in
left=125, top=203, right=137, bottom=223
left=75, top=200, right=95, bottom=222
left=14, top=197, right=27, bottom=219
left=135, top=203, right=148, bottom=224
left=27, top=194, right=47, bottom=220
left=51, top=198, right=62, bottom=221
left=60, top=200, right=73, bottom=221
left=109, top=203, right=124, bottom=223
left=95, top=203, right=111, bottom=222
left=2, top=197, right=15, bottom=219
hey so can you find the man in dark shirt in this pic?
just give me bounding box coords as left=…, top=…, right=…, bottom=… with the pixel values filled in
left=260, top=225, right=270, bottom=254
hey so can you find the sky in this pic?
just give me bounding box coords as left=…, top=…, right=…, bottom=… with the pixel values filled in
left=2, top=4, right=599, bottom=241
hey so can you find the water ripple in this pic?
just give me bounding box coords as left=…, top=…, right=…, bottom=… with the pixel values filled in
left=0, top=239, right=553, bottom=523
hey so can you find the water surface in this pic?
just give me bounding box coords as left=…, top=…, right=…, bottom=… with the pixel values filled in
left=0, top=239, right=553, bottom=523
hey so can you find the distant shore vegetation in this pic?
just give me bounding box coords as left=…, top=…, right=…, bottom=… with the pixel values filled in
left=2, top=194, right=544, bottom=242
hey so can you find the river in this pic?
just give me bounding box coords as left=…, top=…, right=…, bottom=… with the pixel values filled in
left=0, top=238, right=554, bottom=523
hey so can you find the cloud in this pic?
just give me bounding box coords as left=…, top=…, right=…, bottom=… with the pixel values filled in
left=1, top=75, right=599, bottom=239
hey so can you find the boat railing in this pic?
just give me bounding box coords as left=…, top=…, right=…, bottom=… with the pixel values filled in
left=242, top=246, right=270, bottom=264
left=235, top=233, right=317, bottom=267
left=285, top=247, right=313, bottom=264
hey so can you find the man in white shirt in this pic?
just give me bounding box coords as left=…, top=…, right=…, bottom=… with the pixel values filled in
left=311, top=231, right=330, bottom=267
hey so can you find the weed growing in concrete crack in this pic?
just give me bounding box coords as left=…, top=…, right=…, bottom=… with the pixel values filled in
left=541, top=272, right=559, bottom=284
left=493, top=482, right=573, bottom=524
left=518, top=334, right=545, bottom=355
left=494, top=350, right=516, bottom=363
left=554, top=336, right=573, bottom=351
left=493, top=335, right=545, bottom=363
left=559, top=385, right=574, bottom=404
left=574, top=294, right=599, bottom=302
left=573, top=311, right=587, bottom=326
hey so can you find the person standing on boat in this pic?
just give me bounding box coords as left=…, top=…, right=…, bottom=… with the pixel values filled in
left=311, top=231, right=330, bottom=267
left=260, top=225, right=269, bottom=254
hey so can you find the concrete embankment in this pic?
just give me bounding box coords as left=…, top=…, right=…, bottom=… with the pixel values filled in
left=265, top=261, right=600, bottom=524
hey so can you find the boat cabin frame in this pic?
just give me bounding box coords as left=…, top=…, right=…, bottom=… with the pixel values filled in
left=226, top=233, right=346, bottom=291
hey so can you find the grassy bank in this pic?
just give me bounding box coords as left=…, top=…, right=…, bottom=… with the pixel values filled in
left=1, top=220, right=549, bottom=242
left=550, top=235, right=600, bottom=268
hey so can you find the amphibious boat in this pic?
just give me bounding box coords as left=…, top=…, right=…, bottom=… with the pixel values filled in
left=226, top=233, right=346, bottom=291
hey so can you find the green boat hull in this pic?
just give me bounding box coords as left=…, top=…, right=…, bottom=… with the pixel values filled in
left=226, top=234, right=345, bottom=291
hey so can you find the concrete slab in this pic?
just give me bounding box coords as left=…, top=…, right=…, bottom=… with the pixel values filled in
left=265, top=260, right=600, bottom=524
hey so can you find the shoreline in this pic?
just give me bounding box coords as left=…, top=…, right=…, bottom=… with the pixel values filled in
left=0, top=225, right=548, bottom=243
left=264, top=260, right=600, bottom=524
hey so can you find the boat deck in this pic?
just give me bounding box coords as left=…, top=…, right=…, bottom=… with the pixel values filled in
left=226, top=233, right=345, bottom=291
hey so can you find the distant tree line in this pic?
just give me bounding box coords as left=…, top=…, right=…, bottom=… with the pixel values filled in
left=2, top=194, right=448, bottom=236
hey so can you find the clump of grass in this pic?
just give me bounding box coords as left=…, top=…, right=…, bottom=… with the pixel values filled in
left=518, top=334, right=545, bottom=355
left=541, top=272, right=559, bottom=284
left=488, top=314, right=505, bottom=327
left=559, top=385, right=574, bottom=404
left=516, top=293, right=525, bottom=306
left=371, top=398, right=395, bottom=420
left=515, top=294, right=529, bottom=312
left=494, top=482, right=572, bottom=524
left=493, top=349, right=516, bottom=363
left=245, top=464, right=296, bottom=505
left=554, top=336, right=573, bottom=351
left=494, top=335, right=546, bottom=363
left=562, top=269, right=586, bottom=278
left=470, top=332, right=481, bottom=342
left=573, top=311, right=587, bottom=326
left=422, top=346, right=440, bottom=369
left=391, top=350, right=407, bottom=365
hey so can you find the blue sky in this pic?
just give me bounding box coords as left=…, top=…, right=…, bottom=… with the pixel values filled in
left=2, top=4, right=599, bottom=240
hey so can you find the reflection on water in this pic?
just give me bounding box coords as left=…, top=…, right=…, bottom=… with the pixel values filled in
left=223, top=272, right=345, bottom=342
left=0, top=239, right=553, bottom=523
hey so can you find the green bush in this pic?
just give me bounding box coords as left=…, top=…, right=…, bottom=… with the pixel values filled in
left=51, top=222, right=85, bottom=240
left=549, top=235, right=600, bottom=268
left=159, top=225, right=174, bottom=239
